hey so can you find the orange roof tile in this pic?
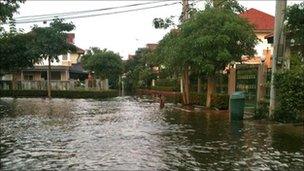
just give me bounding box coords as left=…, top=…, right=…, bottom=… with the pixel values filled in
left=239, top=8, right=274, bottom=31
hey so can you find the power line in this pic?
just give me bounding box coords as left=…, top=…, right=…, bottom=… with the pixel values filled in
left=15, top=1, right=169, bottom=20
left=14, top=2, right=180, bottom=24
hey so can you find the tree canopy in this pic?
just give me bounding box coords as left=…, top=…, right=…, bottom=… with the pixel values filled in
left=0, top=0, right=25, bottom=32
left=30, top=18, right=76, bottom=61
left=152, top=6, right=257, bottom=105
left=286, top=2, right=304, bottom=58
left=0, top=32, right=41, bottom=73
left=124, top=47, right=156, bottom=91
left=155, top=8, right=257, bottom=75
left=82, top=48, right=124, bottom=88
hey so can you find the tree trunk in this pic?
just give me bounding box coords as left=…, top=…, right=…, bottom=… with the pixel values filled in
left=206, top=76, right=215, bottom=108
left=182, top=66, right=190, bottom=105
left=47, top=57, right=51, bottom=98
left=197, top=76, right=201, bottom=94
left=12, top=72, right=16, bottom=90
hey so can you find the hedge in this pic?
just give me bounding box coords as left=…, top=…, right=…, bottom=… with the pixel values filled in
left=190, top=92, right=206, bottom=106
left=274, top=65, right=304, bottom=123
left=0, top=90, right=119, bottom=99
left=210, top=93, right=229, bottom=110
left=150, top=86, right=179, bottom=92
left=154, top=79, right=180, bottom=92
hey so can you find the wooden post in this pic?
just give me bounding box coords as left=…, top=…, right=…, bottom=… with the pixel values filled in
left=160, top=95, right=165, bottom=109
left=47, top=57, right=51, bottom=98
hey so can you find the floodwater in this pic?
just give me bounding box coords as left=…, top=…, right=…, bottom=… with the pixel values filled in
left=0, top=97, right=303, bottom=170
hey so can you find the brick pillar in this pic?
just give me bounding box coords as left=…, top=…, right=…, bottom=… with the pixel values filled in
left=257, top=63, right=267, bottom=104
left=228, top=68, right=236, bottom=96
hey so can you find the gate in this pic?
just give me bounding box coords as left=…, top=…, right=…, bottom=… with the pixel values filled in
left=235, top=64, right=259, bottom=109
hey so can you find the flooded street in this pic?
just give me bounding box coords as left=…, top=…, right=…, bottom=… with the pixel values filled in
left=0, top=97, right=303, bottom=170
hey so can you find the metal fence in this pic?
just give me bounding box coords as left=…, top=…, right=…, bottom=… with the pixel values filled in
left=0, top=80, right=75, bottom=90
left=235, top=64, right=259, bottom=109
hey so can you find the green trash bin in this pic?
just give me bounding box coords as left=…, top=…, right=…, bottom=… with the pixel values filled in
left=230, top=91, right=245, bottom=120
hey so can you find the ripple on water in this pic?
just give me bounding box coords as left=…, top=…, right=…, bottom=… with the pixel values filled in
left=0, top=97, right=303, bottom=170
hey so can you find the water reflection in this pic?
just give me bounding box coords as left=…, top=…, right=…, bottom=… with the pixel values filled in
left=0, top=97, right=303, bottom=170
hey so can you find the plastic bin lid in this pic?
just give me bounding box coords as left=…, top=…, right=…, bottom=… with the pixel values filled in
left=230, top=91, right=245, bottom=99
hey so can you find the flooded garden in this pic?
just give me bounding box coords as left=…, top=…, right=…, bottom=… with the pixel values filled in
left=0, top=97, right=303, bottom=170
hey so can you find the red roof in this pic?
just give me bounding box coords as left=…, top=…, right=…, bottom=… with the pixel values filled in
left=239, top=8, right=274, bottom=31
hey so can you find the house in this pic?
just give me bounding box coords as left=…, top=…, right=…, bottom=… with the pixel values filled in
left=239, top=8, right=274, bottom=68
left=0, top=33, right=87, bottom=90
left=227, top=9, right=276, bottom=100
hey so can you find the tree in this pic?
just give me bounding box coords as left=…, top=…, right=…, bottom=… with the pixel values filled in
left=0, top=0, right=25, bottom=32
left=30, top=18, right=76, bottom=98
left=286, top=2, right=304, bottom=59
left=124, top=47, right=157, bottom=91
left=82, top=48, right=124, bottom=89
left=0, top=32, right=41, bottom=71
left=0, top=32, right=41, bottom=89
left=155, top=8, right=257, bottom=106
left=208, top=0, right=245, bottom=13
left=183, top=8, right=257, bottom=106
left=152, top=0, right=251, bottom=105
left=0, top=0, right=40, bottom=80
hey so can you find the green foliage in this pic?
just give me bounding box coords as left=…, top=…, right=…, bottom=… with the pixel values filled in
left=211, top=93, right=229, bottom=110
left=82, top=47, right=123, bottom=88
left=274, top=57, right=304, bottom=123
left=150, top=86, right=178, bottom=92
left=0, top=0, right=25, bottom=31
left=160, top=94, right=182, bottom=104
left=206, top=0, right=246, bottom=13
left=190, top=92, right=206, bottom=106
left=153, top=16, right=175, bottom=29
left=182, top=8, right=257, bottom=74
left=286, top=2, right=304, bottom=57
left=0, top=32, right=41, bottom=73
left=155, top=79, right=180, bottom=91
left=154, top=8, right=257, bottom=76
left=124, top=47, right=156, bottom=91
left=0, top=90, right=118, bottom=99
left=30, top=18, right=76, bottom=61
left=254, top=100, right=268, bottom=120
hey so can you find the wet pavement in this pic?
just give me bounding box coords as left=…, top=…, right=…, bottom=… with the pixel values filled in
left=0, top=97, right=303, bottom=170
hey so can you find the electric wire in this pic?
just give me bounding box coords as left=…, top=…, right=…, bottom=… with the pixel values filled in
left=14, top=1, right=170, bottom=20
left=14, top=2, right=180, bottom=24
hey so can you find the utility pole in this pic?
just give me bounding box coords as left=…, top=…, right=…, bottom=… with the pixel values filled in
left=269, top=0, right=287, bottom=118
left=182, top=0, right=190, bottom=21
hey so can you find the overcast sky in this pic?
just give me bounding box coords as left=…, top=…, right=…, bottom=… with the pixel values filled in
left=13, top=0, right=298, bottom=59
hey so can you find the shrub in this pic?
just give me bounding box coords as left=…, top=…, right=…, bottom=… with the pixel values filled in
left=254, top=100, right=268, bottom=120
left=165, top=94, right=182, bottom=104
left=0, top=90, right=118, bottom=99
left=190, top=92, right=206, bottom=106
left=154, top=79, right=180, bottom=91
left=150, top=86, right=178, bottom=92
left=211, top=93, right=229, bottom=110
left=274, top=65, right=304, bottom=123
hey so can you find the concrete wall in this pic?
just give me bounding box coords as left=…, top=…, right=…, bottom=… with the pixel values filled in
left=255, top=32, right=273, bottom=58
left=35, top=52, right=80, bottom=67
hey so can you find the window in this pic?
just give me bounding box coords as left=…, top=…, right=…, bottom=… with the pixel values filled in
left=51, top=71, right=61, bottom=80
